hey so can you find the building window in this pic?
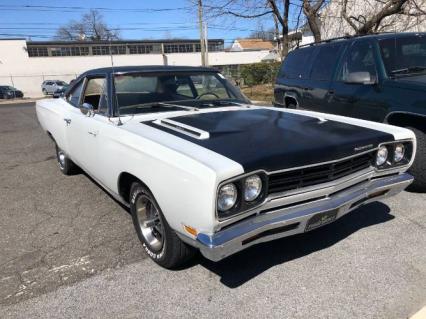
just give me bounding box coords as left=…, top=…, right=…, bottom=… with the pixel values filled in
left=208, top=43, right=223, bottom=52
left=164, top=44, right=179, bottom=53
left=27, top=47, right=48, bottom=57
left=128, top=44, right=155, bottom=54
left=92, top=46, right=110, bottom=55
left=178, top=44, right=194, bottom=53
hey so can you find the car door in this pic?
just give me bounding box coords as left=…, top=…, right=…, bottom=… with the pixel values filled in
left=302, top=42, right=345, bottom=113
left=327, top=40, right=386, bottom=121
left=65, top=75, right=109, bottom=178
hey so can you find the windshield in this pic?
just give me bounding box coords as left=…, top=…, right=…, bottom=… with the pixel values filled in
left=114, top=72, right=243, bottom=115
left=379, top=35, right=426, bottom=77
left=56, top=81, right=67, bottom=86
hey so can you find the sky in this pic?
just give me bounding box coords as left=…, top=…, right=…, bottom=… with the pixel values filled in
left=0, top=0, right=292, bottom=46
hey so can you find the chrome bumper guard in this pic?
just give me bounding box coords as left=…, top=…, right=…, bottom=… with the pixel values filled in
left=191, top=173, right=413, bottom=262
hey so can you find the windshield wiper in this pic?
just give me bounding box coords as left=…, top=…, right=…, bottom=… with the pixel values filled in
left=390, top=66, right=426, bottom=75
left=122, top=102, right=197, bottom=111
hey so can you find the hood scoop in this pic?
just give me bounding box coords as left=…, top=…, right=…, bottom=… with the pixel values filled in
left=152, top=119, right=210, bottom=140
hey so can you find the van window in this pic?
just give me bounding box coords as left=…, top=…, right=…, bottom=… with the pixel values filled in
left=310, top=43, right=343, bottom=81
left=337, top=41, right=377, bottom=82
left=279, top=47, right=314, bottom=79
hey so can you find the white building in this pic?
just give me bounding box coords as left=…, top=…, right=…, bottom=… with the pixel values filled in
left=0, top=38, right=272, bottom=97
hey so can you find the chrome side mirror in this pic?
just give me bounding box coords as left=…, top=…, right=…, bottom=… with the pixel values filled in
left=80, top=102, right=94, bottom=116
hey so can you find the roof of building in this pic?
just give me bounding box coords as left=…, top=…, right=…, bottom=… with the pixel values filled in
left=80, top=65, right=218, bottom=76
left=235, top=38, right=274, bottom=50
left=27, top=39, right=224, bottom=46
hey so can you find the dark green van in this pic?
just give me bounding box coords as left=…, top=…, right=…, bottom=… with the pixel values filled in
left=274, top=32, right=426, bottom=191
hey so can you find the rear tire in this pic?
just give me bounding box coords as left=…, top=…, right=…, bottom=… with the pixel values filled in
left=130, top=182, right=196, bottom=269
left=407, top=127, right=426, bottom=192
left=55, top=144, right=77, bottom=175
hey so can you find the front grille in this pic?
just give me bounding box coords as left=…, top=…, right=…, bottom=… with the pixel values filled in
left=268, top=152, right=374, bottom=195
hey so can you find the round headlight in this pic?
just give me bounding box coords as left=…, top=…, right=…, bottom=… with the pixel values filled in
left=217, top=183, right=237, bottom=211
left=376, top=146, right=388, bottom=166
left=244, top=175, right=262, bottom=201
left=394, top=143, right=405, bottom=162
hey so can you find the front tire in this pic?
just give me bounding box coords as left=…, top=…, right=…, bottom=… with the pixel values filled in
left=55, top=144, right=77, bottom=175
left=130, top=182, right=195, bottom=269
left=42, top=88, right=48, bottom=96
left=407, top=127, right=426, bottom=192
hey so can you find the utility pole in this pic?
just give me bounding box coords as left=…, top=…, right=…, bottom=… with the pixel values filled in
left=198, top=0, right=206, bottom=66
left=204, top=22, right=209, bottom=66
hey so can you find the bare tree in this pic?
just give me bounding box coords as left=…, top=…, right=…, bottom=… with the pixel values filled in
left=204, top=0, right=292, bottom=56
left=302, top=0, right=326, bottom=42
left=55, top=9, right=120, bottom=41
left=341, top=0, right=416, bottom=35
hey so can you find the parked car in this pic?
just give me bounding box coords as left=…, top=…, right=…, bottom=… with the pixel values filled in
left=274, top=32, right=426, bottom=191
left=41, top=80, right=68, bottom=95
left=36, top=66, right=415, bottom=268
left=0, top=85, right=24, bottom=99
left=52, top=85, right=69, bottom=98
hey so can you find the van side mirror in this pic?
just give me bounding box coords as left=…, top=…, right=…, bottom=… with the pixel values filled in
left=80, top=102, right=94, bottom=116
left=345, top=72, right=377, bottom=85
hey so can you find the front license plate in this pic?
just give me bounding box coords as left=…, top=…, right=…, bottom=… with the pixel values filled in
left=305, top=210, right=338, bottom=232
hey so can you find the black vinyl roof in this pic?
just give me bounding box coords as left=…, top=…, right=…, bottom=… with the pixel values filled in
left=82, top=65, right=218, bottom=76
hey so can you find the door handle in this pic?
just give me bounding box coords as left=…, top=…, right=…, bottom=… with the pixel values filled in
left=328, top=90, right=335, bottom=95
left=88, top=130, right=98, bottom=137
left=64, top=118, right=71, bottom=126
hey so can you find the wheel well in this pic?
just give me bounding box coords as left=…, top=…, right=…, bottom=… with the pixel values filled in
left=46, top=131, right=55, bottom=142
left=386, top=113, right=426, bottom=134
left=284, top=96, right=298, bottom=107
left=117, top=172, right=147, bottom=204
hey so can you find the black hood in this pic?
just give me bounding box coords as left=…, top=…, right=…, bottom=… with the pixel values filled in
left=145, top=109, right=394, bottom=172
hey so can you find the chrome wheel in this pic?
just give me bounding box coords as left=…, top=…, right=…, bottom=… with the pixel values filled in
left=57, top=149, right=66, bottom=170
left=135, top=194, right=164, bottom=252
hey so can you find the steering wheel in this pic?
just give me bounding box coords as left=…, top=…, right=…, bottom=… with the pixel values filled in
left=196, top=92, right=220, bottom=100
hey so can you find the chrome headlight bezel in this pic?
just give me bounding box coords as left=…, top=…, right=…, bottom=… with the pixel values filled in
left=216, top=172, right=268, bottom=220
left=374, top=140, right=413, bottom=170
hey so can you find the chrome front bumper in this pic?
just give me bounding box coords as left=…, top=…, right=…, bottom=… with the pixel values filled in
left=189, top=173, right=413, bottom=262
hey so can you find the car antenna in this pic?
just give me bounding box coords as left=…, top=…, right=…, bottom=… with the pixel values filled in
left=109, top=38, right=123, bottom=126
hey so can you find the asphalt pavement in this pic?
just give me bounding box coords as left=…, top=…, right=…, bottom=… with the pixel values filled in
left=0, top=103, right=425, bottom=318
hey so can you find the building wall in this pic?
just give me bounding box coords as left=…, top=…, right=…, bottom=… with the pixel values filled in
left=0, top=39, right=271, bottom=97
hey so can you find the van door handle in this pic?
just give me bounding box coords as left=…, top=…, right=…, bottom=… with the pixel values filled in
left=88, top=130, right=98, bottom=137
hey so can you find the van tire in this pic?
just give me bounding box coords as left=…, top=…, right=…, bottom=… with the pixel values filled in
left=407, top=127, right=426, bottom=192
left=130, top=182, right=196, bottom=269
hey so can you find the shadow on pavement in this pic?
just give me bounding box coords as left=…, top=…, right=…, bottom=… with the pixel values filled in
left=198, top=202, right=393, bottom=288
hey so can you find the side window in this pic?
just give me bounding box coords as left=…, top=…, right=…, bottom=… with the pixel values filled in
left=175, top=77, right=194, bottom=98
left=82, top=77, right=108, bottom=114
left=337, top=41, right=377, bottom=82
left=66, top=80, right=84, bottom=107
left=310, top=43, right=343, bottom=81
left=279, top=47, right=314, bottom=79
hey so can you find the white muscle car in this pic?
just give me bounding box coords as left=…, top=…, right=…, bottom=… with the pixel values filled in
left=36, top=66, right=416, bottom=268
